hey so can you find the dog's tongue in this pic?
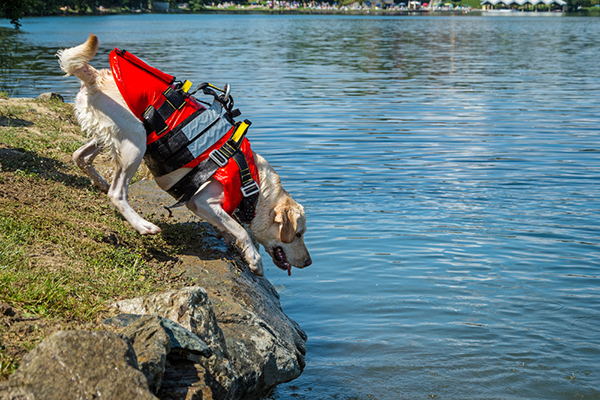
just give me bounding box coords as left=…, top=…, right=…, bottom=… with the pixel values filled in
left=287, top=264, right=291, bottom=276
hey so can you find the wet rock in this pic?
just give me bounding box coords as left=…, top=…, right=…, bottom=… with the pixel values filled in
left=0, top=330, right=156, bottom=400
left=197, top=260, right=308, bottom=398
left=36, top=92, right=64, bottom=102
left=125, top=256, right=308, bottom=399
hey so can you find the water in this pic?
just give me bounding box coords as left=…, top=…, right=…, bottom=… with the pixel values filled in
left=1, top=14, right=599, bottom=399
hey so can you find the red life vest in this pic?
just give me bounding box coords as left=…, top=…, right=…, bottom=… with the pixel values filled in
left=109, top=48, right=259, bottom=216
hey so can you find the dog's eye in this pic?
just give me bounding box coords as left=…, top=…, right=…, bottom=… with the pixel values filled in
left=295, top=233, right=302, bottom=239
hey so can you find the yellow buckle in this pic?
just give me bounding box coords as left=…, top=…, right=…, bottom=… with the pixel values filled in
left=232, top=121, right=250, bottom=143
left=182, top=80, right=193, bottom=93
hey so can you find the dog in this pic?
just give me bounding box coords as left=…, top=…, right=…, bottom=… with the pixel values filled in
left=57, top=34, right=311, bottom=276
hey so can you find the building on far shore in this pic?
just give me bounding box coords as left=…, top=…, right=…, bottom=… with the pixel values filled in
left=480, top=0, right=567, bottom=10
left=152, top=1, right=170, bottom=11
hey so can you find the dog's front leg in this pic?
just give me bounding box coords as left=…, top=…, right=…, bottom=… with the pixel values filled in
left=187, top=181, right=263, bottom=276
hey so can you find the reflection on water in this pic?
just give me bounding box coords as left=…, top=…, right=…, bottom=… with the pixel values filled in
left=1, top=14, right=599, bottom=400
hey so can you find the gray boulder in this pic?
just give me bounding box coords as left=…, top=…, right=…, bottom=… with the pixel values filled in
left=0, top=330, right=156, bottom=400
left=120, top=316, right=171, bottom=394
left=112, top=287, right=236, bottom=399
left=104, top=313, right=212, bottom=360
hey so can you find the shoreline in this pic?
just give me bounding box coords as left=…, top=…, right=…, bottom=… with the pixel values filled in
left=15, top=8, right=600, bottom=20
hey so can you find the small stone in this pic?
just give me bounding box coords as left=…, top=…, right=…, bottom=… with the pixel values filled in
left=37, top=92, right=64, bottom=102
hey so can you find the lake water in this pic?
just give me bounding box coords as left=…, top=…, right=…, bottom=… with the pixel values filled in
left=1, top=13, right=599, bottom=399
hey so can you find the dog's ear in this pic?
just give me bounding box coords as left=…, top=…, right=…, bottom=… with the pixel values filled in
left=274, top=206, right=297, bottom=244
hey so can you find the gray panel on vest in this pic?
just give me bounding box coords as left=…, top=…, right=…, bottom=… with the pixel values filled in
left=182, top=102, right=232, bottom=159
left=185, top=117, right=232, bottom=159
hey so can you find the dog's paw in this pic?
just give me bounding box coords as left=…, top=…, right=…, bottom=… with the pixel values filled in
left=94, top=180, right=110, bottom=194
left=248, top=256, right=264, bottom=277
left=136, top=220, right=161, bottom=235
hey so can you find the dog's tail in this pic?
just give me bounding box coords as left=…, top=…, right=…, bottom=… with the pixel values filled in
left=56, top=34, right=99, bottom=86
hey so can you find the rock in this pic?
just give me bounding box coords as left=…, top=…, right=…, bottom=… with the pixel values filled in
left=112, top=287, right=236, bottom=399
left=113, top=287, right=227, bottom=358
left=102, top=313, right=214, bottom=394
left=0, top=330, right=156, bottom=400
left=36, top=92, right=64, bottom=102
left=103, top=312, right=144, bottom=328
left=112, top=255, right=308, bottom=400
left=121, top=316, right=172, bottom=394
left=104, top=314, right=212, bottom=359
left=198, top=260, right=308, bottom=398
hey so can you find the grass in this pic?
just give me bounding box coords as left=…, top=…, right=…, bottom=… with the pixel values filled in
left=0, top=97, right=216, bottom=379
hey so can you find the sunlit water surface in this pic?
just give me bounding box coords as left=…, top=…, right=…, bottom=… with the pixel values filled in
left=1, top=14, right=599, bottom=399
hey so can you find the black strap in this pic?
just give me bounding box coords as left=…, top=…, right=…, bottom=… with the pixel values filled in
left=166, top=156, right=221, bottom=207
left=166, top=120, right=252, bottom=208
left=231, top=151, right=259, bottom=223
left=142, top=105, right=168, bottom=135
left=143, top=86, right=187, bottom=136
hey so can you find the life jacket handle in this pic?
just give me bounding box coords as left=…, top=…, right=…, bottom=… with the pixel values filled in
left=189, top=82, right=239, bottom=119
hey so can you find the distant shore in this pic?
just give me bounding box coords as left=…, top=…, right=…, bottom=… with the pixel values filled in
left=13, top=8, right=600, bottom=20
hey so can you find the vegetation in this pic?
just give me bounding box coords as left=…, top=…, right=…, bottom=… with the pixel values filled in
left=3, top=0, right=600, bottom=27
left=0, top=97, right=216, bottom=379
left=1, top=0, right=181, bottom=28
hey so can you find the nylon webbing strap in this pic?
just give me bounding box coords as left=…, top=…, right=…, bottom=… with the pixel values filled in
left=166, top=120, right=253, bottom=208
left=143, top=87, right=187, bottom=136
left=232, top=150, right=260, bottom=223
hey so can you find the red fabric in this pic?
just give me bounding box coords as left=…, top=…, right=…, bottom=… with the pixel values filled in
left=109, top=48, right=259, bottom=216
left=110, top=49, right=173, bottom=119
left=109, top=48, right=205, bottom=146
left=213, top=138, right=260, bottom=215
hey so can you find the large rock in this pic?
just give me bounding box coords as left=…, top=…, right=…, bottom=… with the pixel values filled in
left=102, top=313, right=215, bottom=396
left=0, top=330, right=156, bottom=400
left=201, top=259, right=308, bottom=398
left=112, top=287, right=236, bottom=400
left=120, top=316, right=172, bottom=394
left=104, top=313, right=212, bottom=360
left=111, top=264, right=308, bottom=400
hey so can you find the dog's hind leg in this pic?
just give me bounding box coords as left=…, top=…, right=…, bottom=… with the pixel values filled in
left=73, top=139, right=110, bottom=193
left=108, top=139, right=161, bottom=235
left=187, top=181, right=264, bottom=276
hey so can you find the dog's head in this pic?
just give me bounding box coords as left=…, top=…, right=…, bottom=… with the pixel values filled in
left=251, top=195, right=312, bottom=275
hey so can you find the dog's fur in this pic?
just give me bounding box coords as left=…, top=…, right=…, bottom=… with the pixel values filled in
left=57, top=34, right=311, bottom=276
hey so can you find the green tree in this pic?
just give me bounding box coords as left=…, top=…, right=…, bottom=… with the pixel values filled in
left=1, top=0, right=32, bottom=29
left=188, top=0, right=208, bottom=10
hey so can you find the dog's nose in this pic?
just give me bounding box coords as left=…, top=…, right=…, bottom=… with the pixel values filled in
left=304, top=257, right=312, bottom=267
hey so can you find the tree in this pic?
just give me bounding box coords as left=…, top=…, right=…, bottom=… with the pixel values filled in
left=0, top=0, right=31, bottom=29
